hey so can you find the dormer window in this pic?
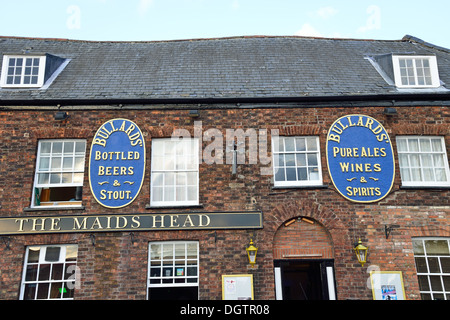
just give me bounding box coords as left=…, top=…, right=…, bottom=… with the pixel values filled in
left=1, top=53, right=68, bottom=89
left=392, top=55, right=440, bottom=88
left=1, top=55, right=46, bottom=87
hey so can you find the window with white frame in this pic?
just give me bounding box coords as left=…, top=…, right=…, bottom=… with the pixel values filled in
left=1, top=55, right=46, bottom=87
left=272, top=136, right=322, bottom=187
left=150, top=138, right=199, bottom=206
left=32, top=140, right=86, bottom=208
left=20, top=245, right=78, bottom=300
left=413, top=238, right=450, bottom=300
left=392, top=55, right=440, bottom=88
left=396, top=136, right=450, bottom=187
left=148, top=241, right=199, bottom=300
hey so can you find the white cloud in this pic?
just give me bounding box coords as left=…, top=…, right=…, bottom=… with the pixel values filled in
left=138, top=0, right=154, bottom=16
left=231, top=0, right=240, bottom=10
left=294, top=23, right=323, bottom=38
left=316, top=6, right=338, bottom=19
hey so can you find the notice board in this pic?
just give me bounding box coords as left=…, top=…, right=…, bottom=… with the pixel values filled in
left=222, top=274, right=254, bottom=300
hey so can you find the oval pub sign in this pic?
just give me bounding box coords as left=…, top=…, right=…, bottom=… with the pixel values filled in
left=89, top=119, right=146, bottom=208
left=326, top=115, right=395, bottom=203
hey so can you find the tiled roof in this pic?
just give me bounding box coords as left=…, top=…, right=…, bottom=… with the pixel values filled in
left=0, top=35, right=449, bottom=103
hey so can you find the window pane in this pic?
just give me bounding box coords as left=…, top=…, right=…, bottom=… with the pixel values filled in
left=175, top=243, right=185, bottom=260
left=23, top=284, right=37, bottom=300
left=429, top=276, right=443, bottom=291
left=25, top=265, right=38, bottom=281
left=415, top=257, right=427, bottom=273
left=418, top=275, right=430, bottom=291
left=65, top=245, right=78, bottom=261
left=41, top=142, right=51, bottom=154
left=75, top=141, right=86, bottom=153
left=431, top=139, right=443, bottom=152
left=28, top=246, right=41, bottom=263
left=274, top=154, right=284, bottom=167
left=425, top=240, right=450, bottom=255
left=275, top=167, right=285, bottom=181
left=74, top=157, right=85, bottom=170
left=52, top=142, right=63, bottom=154
left=306, top=137, right=317, bottom=151
left=441, top=257, right=450, bottom=273
left=45, top=247, right=61, bottom=262
left=443, top=276, right=450, bottom=291
left=38, top=264, right=51, bottom=281
left=39, top=157, right=50, bottom=170
left=286, top=168, right=296, bottom=181
left=50, top=282, right=63, bottom=299
left=297, top=168, right=307, bottom=180
left=413, top=240, right=425, bottom=254
left=51, top=264, right=64, bottom=280
left=284, top=138, right=295, bottom=152
left=51, top=157, right=62, bottom=171
left=409, top=139, right=419, bottom=152
left=296, top=154, right=306, bottom=166
left=285, top=154, right=295, bottom=166
left=37, top=283, right=49, bottom=299
left=187, top=186, right=197, bottom=201
left=63, top=157, right=73, bottom=170
left=295, top=138, right=306, bottom=151
left=63, top=142, right=74, bottom=154
left=73, top=173, right=83, bottom=184
left=428, top=257, right=440, bottom=273
left=50, top=173, right=61, bottom=184
left=307, top=153, right=318, bottom=166
left=420, top=139, right=431, bottom=152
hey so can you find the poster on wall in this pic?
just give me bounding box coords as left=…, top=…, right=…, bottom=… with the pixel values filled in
left=370, top=271, right=406, bottom=300
left=326, top=114, right=395, bottom=203
left=222, top=274, right=254, bottom=300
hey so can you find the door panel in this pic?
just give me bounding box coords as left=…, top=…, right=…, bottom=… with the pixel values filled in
left=274, top=260, right=336, bottom=300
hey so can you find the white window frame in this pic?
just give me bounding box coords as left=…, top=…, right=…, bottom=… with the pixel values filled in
left=150, top=138, right=199, bottom=207
left=396, top=136, right=450, bottom=187
left=147, top=241, right=199, bottom=289
left=412, top=237, right=450, bottom=300
left=20, top=244, right=78, bottom=300
left=1, top=55, right=46, bottom=88
left=272, top=136, right=323, bottom=187
left=392, top=55, right=440, bottom=88
left=32, top=139, right=87, bottom=208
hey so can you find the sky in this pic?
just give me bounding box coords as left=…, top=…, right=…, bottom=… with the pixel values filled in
left=1, top=0, right=450, bottom=49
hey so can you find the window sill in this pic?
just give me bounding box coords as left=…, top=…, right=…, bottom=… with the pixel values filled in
left=145, top=203, right=204, bottom=210
left=400, top=185, right=450, bottom=190
left=24, top=205, right=85, bottom=212
left=271, top=185, right=329, bottom=190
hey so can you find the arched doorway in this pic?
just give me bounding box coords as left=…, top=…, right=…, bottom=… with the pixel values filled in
left=273, top=216, right=336, bottom=300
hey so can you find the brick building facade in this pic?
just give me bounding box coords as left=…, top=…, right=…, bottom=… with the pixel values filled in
left=0, top=35, right=449, bottom=300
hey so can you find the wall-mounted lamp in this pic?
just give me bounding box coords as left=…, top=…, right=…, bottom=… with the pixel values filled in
left=353, top=238, right=368, bottom=267
left=189, top=110, right=199, bottom=118
left=54, top=111, right=69, bottom=121
left=383, top=107, right=397, bottom=116
left=246, top=239, right=258, bottom=268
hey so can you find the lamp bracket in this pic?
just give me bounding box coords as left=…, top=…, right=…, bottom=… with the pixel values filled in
left=0, top=236, right=11, bottom=250
left=385, top=224, right=400, bottom=239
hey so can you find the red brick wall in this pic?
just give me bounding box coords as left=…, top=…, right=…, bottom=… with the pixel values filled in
left=0, top=105, right=449, bottom=300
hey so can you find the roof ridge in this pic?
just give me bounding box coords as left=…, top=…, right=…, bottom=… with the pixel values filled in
left=0, top=34, right=404, bottom=44
left=402, top=35, right=450, bottom=53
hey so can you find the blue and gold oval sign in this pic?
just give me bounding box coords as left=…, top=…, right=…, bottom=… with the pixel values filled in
left=89, top=119, right=145, bottom=208
left=326, top=115, right=395, bottom=203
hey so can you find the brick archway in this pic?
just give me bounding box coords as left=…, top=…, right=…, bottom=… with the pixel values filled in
left=273, top=217, right=334, bottom=260
left=265, top=198, right=350, bottom=262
